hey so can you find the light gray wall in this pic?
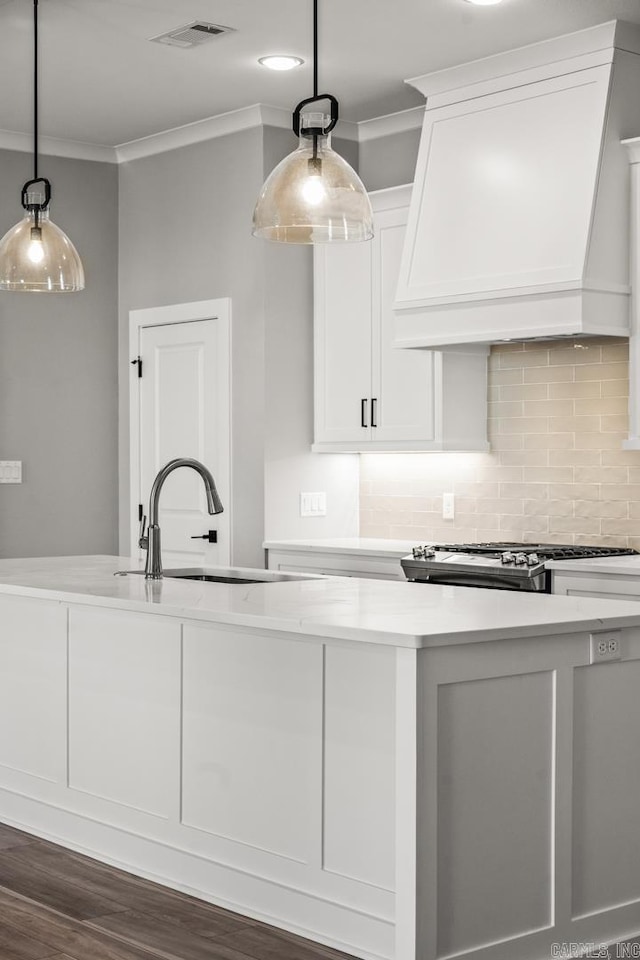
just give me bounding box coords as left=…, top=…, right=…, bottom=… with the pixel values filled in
left=0, top=122, right=416, bottom=563
left=0, top=149, right=118, bottom=559
left=0, top=119, right=423, bottom=562
left=359, top=127, right=421, bottom=191
left=262, top=127, right=359, bottom=542
left=118, top=125, right=361, bottom=565
left=118, top=128, right=267, bottom=567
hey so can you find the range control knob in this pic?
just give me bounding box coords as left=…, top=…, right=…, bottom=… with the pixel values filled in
left=514, top=552, right=528, bottom=565
left=423, top=545, right=437, bottom=559
left=501, top=551, right=516, bottom=564
left=412, top=546, right=425, bottom=559
left=527, top=553, right=540, bottom=566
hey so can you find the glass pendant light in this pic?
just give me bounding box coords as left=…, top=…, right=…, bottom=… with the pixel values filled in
left=0, top=0, right=84, bottom=292
left=252, top=0, right=373, bottom=243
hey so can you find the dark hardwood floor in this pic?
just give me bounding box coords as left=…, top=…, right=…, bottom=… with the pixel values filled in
left=3, top=822, right=640, bottom=960
left=0, top=823, right=354, bottom=960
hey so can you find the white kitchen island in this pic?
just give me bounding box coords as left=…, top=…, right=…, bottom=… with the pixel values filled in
left=2, top=557, right=640, bottom=960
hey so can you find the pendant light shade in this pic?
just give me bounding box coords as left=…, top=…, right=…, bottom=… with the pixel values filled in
left=252, top=1, right=373, bottom=244
left=0, top=0, right=84, bottom=292
left=253, top=115, right=373, bottom=243
left=0, top=207, right=84, bottom=292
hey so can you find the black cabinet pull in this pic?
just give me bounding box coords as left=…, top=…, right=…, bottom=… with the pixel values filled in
left=191, top=530, right=218, bottom=543
left=371, top=398, right=378, bottom=428
left=361, top=398, right=368, bottom=428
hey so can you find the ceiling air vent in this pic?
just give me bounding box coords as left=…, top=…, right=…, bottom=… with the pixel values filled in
left=149, top=21, right=234, bottom=49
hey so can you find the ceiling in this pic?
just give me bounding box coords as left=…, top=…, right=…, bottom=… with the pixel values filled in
left=0, top=0, right=640, bottom=148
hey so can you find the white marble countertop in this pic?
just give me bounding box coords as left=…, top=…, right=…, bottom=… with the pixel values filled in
left=548, top=555, right=640, bottom=576
left=263, top=538, right=417, bottom=558
left=0, top=555, right=640, bottom=648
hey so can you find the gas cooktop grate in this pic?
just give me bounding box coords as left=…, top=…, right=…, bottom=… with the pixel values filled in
left=433, top=543, right=638, bottom=560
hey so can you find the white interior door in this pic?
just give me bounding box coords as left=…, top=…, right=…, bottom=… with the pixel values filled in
left=130, top=300, right=231, bottom=568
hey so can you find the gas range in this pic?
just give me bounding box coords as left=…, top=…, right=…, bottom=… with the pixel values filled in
left=400, top=542, right=639, bottom=592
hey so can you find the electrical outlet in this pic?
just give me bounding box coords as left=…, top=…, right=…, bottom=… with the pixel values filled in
left=589, top=630, right=622, bottom=664
left=442, top=492, right=455, bottom=520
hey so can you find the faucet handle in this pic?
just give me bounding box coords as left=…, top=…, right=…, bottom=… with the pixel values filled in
left=138, top=514, right=148, bottom=549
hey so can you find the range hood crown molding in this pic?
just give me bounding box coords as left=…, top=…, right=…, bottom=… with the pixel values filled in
left=405, top=20, right=640, bottom=105
left=394, top=20, right=640, bottom=349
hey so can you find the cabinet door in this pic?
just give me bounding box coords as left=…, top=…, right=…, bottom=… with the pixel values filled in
left=314, top=242, right=373, bottom=443
left=371, top=205, right=436, bottom=443
left=552, top=572, right=640, bottom=601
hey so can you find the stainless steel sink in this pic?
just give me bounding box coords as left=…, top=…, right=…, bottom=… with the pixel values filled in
left=117, top=567, right=315, bottom=584
left=171, top=573, right=264, bottom=584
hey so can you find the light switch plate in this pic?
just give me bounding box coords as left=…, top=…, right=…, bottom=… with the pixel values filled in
left=0, top=461, right=22, bottom=483
left=300, top=491, right=327, bottom=517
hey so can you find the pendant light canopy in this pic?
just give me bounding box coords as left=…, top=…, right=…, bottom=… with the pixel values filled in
left=252, top=0, right=373, bottom=244
left=0, top=0, right=84, bottom=292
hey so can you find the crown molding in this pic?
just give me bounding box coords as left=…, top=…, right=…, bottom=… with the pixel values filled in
left=333, top=117, right=359, bottom=142
left=623, top=136, right=640, bottom=163
left=0, top=102, right=419, bottom=166
left=116, top=102, right=358, bottom=162
left=357, top=106, right=424, bottom=142
left=405, top=20, right=627, bottom=101
left=116, top=104, right=280, bottom=163
left=0, top=128, right=117, bottom=163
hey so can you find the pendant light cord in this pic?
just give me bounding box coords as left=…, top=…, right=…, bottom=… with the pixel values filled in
left=33, top=0, right=39, bottom=181
left=290, top=0, right=337, bottom=141
left=18, top=0, right=48, bottom=216
left=313, top=0, right=318, bottom=99
left=312, top=0, right=318, bottom=161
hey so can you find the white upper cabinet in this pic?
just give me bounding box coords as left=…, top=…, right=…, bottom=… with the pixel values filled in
left=314, top=235, right=373, bottom=446
left=314, top=185, right=488, bottom=452
left=394, top=21, right=640, bottom=348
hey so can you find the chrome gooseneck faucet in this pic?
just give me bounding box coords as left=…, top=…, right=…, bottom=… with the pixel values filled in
left=139, top=458, right=224, bottom=580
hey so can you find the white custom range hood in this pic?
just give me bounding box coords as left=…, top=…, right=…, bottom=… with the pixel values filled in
left=394, top=21, right=640, bottom=348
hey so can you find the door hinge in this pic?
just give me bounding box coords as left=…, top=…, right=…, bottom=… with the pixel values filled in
left=131, top=356, right=143, bottom=378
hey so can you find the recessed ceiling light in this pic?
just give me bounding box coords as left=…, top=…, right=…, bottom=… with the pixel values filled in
left=464, top=0, right=504, bottom=5
left=258, top=55, right=304, bottom=71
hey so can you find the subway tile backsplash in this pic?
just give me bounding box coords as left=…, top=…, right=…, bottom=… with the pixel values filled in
left=359, top=338, right=640, bottom=549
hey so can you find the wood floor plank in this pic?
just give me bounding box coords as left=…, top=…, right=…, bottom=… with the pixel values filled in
left=73, top=945, right=250, bottom=960
left=214, top=926, right=355, bottom=960
left=85, top=911, right=251, bottom=960
left=8, top=842, right=255, bottom=940
left=0, top=916, right=60, bottom=960
left=0, top=889, right=161, bottom=960
left=0, top=853, right=126, bottom=921
left=0, top=824, right=37, bottom=852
